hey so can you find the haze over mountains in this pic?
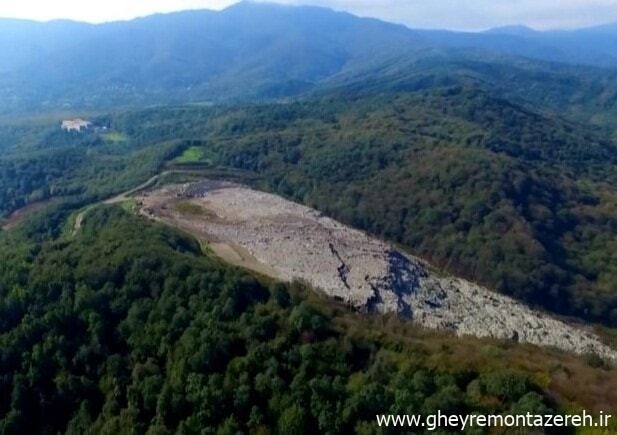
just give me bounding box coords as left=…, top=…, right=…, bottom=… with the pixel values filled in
left=426, top=22, right=617, bottom=67
left=1, top=1, right=617, bottom=114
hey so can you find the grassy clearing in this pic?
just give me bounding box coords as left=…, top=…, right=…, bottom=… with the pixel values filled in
left=120, top=199, right=137, bottom=213
left=102, top=131, right=129, bottom=143
left=174, top=146, right=211, bottom=164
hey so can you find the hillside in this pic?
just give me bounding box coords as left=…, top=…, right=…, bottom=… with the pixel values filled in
left=0, top=3, right=423, bottom=112
left=323, top=52, right=617, bottom=132
left=197, top=90, right=617, bottom=326
left=4, top=82, right=616, bottom=326
left=2, top=82, right=616, bottom=327
left=61, top=87, right=611, bottom=328
left=1, top=204, right=616, bottom=433
left=0, top=2, right=616, bottom=125
left=0, top=3, right=616, bottom=431
left=130, top=179, right=615, bottom=360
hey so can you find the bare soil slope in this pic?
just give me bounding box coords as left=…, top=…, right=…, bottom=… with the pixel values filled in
left=136, top=180, right=616, bottom=360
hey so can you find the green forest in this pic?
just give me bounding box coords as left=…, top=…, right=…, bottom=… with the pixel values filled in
left=198, top=88, right=617, bottom=326
left=41, top=86, right=613, bottom=327
left=0, top=84, right=617, bottom=433
left=1, top=4, right=617, bottom=433
left=1, top=204, right=616, bottom=434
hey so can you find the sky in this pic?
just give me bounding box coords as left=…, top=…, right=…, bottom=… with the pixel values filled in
left=1, top=0, right=617, bottom=30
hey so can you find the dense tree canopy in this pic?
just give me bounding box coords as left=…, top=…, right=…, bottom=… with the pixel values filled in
left=0, top=207, right=585, bottom=434
left=121, top=88, right=617, bottom=326
left=2, top=86, right=616, bottom=326
left=0, top=85, right=616, bottom=432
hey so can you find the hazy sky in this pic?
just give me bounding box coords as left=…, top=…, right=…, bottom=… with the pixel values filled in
left=1, top=0, right=617, bottom=30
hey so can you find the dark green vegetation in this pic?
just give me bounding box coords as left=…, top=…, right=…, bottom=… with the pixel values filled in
left=1, top=206, right=616, bottom=434
left=57, top=87, right=615, bottom=328
left=2, top=84, right=616, bottom=326
left=326, top=53, right=617, bottom=134
left=1, top=3, right=617, bottom=432
left=0, top=121, right=182, bottom=224
left=204, top=90, right=617, bottom=326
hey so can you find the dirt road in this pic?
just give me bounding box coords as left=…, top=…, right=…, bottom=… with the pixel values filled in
left=71, top=170, right=198, bottom=235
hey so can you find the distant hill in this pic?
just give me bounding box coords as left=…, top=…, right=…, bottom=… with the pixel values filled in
left=0, top=18, right=92, bottom=73
left=0, top=2, right=616, bottom=116
left=485, top=25, right=538, bottom=36
left=0, top=2, right=425, bottom=112
left=419, top=23, right=617, bottom=67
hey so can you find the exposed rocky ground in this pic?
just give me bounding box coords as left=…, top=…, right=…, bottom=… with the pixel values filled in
left=136, top=180, right=617, bottom=361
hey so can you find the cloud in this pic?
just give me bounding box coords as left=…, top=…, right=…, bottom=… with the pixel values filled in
left=1, top=0, right=616, bottom=30
left=0, top=0, right=236, bottom=23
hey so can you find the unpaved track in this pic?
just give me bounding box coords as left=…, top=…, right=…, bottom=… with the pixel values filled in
left=2, top=173, right=167, bottom=233
left=72, top=170, right=194, bottom=235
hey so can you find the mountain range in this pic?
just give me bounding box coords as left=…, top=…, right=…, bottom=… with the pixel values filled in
left=0, top=1, right=616, bottom=117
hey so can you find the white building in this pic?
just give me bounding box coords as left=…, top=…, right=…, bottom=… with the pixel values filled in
left=61, top=119, right=92, bottom=132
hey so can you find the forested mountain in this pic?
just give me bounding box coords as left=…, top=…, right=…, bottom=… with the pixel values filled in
left=3, top=83, right=615, bottom=327
left=323, top=52, right=617, bottom=133
left=0, top=2, right=424, bottom=111
left=1, top=2, right=617, bottom=117
left=3, top=205, right=615, bottom=433
left=1, top=2, right=617, bottom=432
left=79, top=87, right=615, bottom=327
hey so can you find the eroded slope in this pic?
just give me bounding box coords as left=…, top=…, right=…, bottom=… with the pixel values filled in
left=136, top=180, right=616, bottom=360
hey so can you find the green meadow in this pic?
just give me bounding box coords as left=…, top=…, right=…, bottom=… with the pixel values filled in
left=102, top=131, right=129, bottom=143
left=174, top=146, right=212, bottom=164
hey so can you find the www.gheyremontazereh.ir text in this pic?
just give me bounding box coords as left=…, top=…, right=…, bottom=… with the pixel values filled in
left=376, top=410, right=612, bottom=431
